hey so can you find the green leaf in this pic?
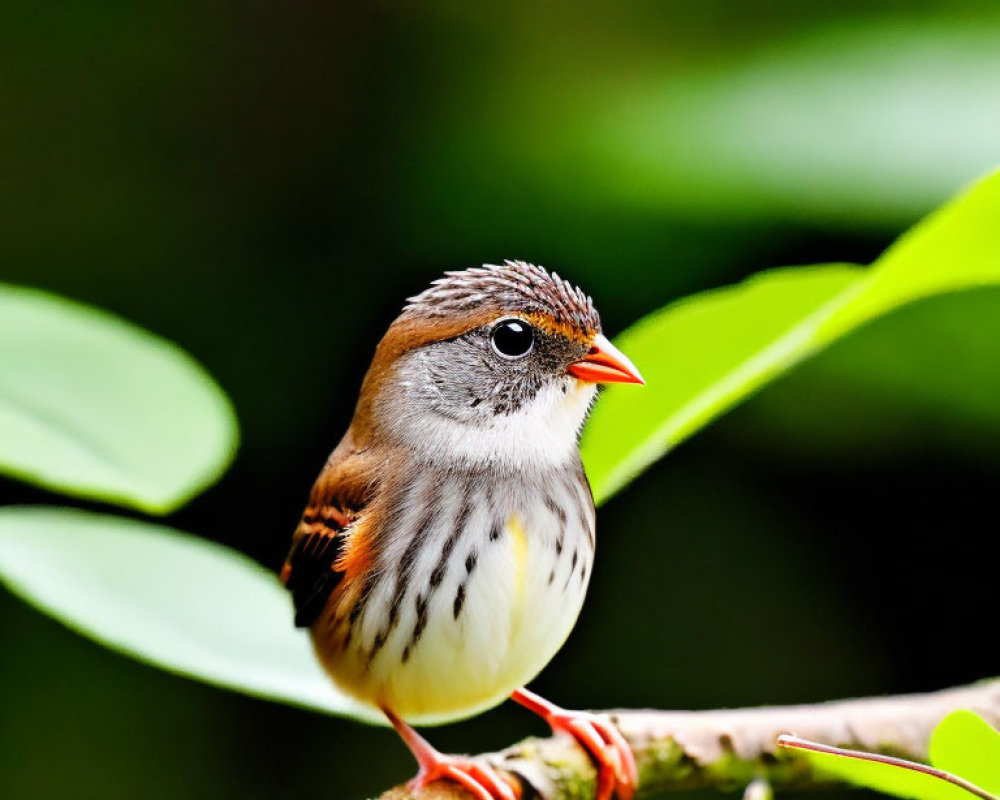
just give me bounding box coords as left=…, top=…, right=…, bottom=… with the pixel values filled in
left=582, top=167, right=1000, bottom=505
left=0, top=507, right=378, bottom=723
left=0, top=284, right=238, bottom=512
left=778, top=735, right=998, bottom=800
left=734, top=288, right=1000, bottom=461
left=930, top=712, right=1000, bottom=795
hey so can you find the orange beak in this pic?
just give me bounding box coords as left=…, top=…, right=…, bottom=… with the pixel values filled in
left=567, top=334, right=644, bottom=385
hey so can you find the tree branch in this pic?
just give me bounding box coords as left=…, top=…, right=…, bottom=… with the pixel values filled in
left=371, top=679, right=1000, bottom=800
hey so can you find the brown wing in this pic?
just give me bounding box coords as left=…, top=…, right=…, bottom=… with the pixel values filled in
left=281, top=430, right=378, bottom=628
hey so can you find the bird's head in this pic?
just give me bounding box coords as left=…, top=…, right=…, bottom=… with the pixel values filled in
left=356, top=261, right=643, bottom=471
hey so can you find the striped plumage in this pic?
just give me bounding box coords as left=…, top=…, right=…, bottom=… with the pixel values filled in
left=316, top=459, right=594, bottom=723
left=281, top=261, right=642, bottom=800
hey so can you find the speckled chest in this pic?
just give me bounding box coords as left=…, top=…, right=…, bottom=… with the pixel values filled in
left=331, top=459, right=596, bottom=719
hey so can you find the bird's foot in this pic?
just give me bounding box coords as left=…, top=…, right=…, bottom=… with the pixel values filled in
left=511, top=688, right=636, bottom=800
left=408, top=754, right=519, bottom=800
left=383, top=706, right=518, bottom=800
left=545, top=711, right=637, bottom=800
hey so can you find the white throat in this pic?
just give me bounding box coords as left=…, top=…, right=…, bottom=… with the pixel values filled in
left=380, top=378, right=597, bottom=472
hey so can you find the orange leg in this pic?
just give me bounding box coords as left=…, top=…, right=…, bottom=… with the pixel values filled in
left=511, top=688, right=637, bottom=800
left=383, top=707, right=519, bottom=800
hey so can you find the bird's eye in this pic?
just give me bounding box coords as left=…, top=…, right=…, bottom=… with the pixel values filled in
left=491, top=319, right=535, bottom=358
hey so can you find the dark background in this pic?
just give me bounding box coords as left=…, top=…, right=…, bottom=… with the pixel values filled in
left=2, top=3, right=999, bottom=799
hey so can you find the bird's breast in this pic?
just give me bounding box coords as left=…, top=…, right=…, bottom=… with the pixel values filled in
left=312, top=462, right=596, bottom=724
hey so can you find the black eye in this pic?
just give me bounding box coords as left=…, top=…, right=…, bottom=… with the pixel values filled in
left=491, top=319, right=535, bottom=358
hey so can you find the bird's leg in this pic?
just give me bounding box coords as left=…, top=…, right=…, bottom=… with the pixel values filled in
left=383, top=707, right=519, bottom=800
left=510, top=688, right=637, bottom=800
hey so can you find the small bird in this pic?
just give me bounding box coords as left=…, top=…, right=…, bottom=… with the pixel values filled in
left=281, top=261, right=644, bottom=800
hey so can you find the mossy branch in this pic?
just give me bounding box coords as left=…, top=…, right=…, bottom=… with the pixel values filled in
left=371, top=679, right=1000, bottom=800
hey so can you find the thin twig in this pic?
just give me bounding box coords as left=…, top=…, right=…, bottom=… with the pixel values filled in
left=777, top=736, right=999, bottom=800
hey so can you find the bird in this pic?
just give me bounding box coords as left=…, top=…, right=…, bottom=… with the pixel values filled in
left=280, top=260, right=644, bottom=800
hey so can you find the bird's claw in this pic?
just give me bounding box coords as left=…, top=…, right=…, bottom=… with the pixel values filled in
left=408, top=754, right=520, bottom=800
left=547, top=710, right=637, bottom=800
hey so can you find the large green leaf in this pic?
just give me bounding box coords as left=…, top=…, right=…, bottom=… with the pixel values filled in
left=733, top=287, right=1000, bottom=460
left=779, top=734, right=998, bottom=800
left=582, top=167, right=1000, bottom=504
left=0, top=507, right=377, bottom=723
left=930, top=712, right=1000, bottom=796
left=0, top=284, right=237, bottom=512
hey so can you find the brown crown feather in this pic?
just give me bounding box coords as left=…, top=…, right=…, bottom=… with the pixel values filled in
left=404, top=260, right=601, bottom=339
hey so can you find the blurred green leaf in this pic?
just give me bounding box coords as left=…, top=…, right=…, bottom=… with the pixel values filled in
left=736, top=287, right=1000, bottom=459
left=596, top=22, right=1000, bottom=228
left=779, top=734, right=998, bottom=800
left=0, top=284, right=237, bottom=513
left=930, top=711, right=1000, bottom=795
left=422, top=20, right=1000, bottom=236
left=583, top=167, right=1000, bottom=504
left=0, top=507, right=378, bottom=723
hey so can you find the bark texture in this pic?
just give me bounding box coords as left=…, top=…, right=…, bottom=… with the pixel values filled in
left=370, top=679, right=1000, bottom=800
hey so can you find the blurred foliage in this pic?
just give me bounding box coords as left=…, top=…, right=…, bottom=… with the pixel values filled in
left=734, top=287, right=1000, bottom=460
left=0, top=507, right=377, bottom=720
left=781, top=711, right=1000, bottom=800
left=0, top=284, right=236, bottom=512
left=584, top=167, right=1000, bottom=501
left=3, top=2, right=1000, bottom=799
left=409, top=18, right=1000, bottom=237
